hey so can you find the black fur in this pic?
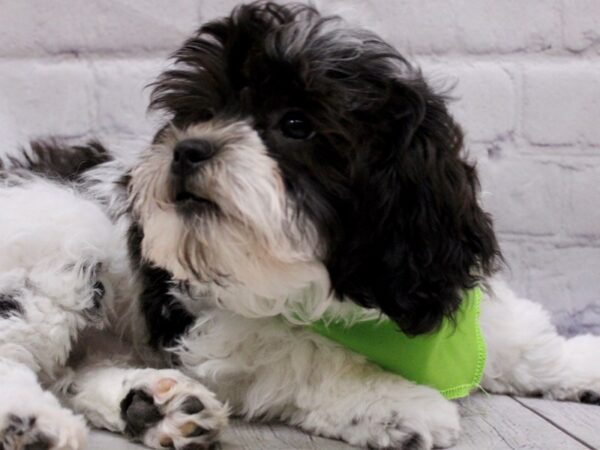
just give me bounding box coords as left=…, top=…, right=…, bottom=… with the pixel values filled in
left=9, top=140, right=111, bottom=181
left=328, top=81, right=500, bottom=335
left=148, top=1, right=500, bottom=335
left=128, top=223, right=195, bottom=348
left=0, top=293, right=23, bottom=319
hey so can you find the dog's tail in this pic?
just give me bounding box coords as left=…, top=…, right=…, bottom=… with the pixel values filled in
left=4, top=139, right=112, bottom=181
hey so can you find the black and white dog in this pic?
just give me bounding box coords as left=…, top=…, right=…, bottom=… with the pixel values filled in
left=1, top=2, right=598, bottom=450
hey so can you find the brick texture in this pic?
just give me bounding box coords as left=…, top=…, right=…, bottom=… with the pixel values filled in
left=0, top=0, right=598, bottom=332
left=523, top=64, right=600, bottom=146
left=0, top=60, right=95, bottom=141
left=0, top=0, right=200, bottom=56
left=563, top=0, right=600, bottom=53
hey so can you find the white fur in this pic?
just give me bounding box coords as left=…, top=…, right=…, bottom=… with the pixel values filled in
left=174, top=308, right=460, bottom=448
left=482, top=279, right=600, bottom=401
left=0, top=359, right=87, bottom=450
left=0, top=174, right=123, bottom=378
left=0, top=172, right=120, bottom=449
left=0, top=169, right=228, bottom=449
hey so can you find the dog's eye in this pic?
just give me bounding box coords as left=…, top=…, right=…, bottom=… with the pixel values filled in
left=280, top=111, right=315, bottom=140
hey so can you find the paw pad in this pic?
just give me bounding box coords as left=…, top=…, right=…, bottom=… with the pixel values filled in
left=181, top=397, right=204, bottom=415
left=180, top=422, right=208, bottom=438
left=121, top=372, right=228, bottom=450
left=121, top=389, right=163, bottom=436
left=159, top=436, right=173, bottom=448
left=156, top=378, right=177, bottom=395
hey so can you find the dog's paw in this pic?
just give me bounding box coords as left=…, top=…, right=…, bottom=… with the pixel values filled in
left=343, top=398, right=459, bottom=449
left=577, top=390, right=600, bottom=405
left=301, top=385, right=460, bottom=449
left=0, top=403, right=87, bottom=450
left=120, top=370, right=228, bottom=450
left=534, top=387, right=600, bottom=405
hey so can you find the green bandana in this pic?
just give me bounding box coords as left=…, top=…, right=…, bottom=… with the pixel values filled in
left=309, top=287, right=486, bottom=399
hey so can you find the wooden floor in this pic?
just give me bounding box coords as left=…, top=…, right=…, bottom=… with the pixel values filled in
left=88, top=393, right=600, bottom=450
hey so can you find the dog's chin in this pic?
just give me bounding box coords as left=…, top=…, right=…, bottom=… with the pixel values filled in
left=173, top=190, right=220, bottom=217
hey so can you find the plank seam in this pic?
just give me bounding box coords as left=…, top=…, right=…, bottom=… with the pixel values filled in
left=510, top=396, right=596, bottom=450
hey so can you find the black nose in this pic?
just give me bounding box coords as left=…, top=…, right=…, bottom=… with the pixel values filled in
left=171, top=139, right=215, bottom=176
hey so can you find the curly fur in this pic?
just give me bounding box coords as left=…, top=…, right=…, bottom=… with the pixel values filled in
left=0, top=142, right=229, bottom=450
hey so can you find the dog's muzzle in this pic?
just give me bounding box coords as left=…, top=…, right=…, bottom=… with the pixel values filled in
left=170, top=139, right=219, bottom=212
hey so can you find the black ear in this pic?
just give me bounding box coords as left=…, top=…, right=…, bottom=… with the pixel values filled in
left=328, top=77, right=500, bottom=335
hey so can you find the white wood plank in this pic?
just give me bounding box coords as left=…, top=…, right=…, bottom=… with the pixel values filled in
left=221, top=420, right=355, bottom=449
left=87, top=430, right=145, bottom=450
left=87, top=422, right=355, bottom=450
left=516, top=396, right=600, bottom=449
left=454, top=394, right=589, bottom=450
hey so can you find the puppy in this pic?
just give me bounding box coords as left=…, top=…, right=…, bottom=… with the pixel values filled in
left=117, top=2, right=599, bottom=448
left=3, top=2, right=598, bottom=450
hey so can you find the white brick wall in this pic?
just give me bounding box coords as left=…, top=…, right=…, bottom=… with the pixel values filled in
left=0, top=0, right=598, bottom=334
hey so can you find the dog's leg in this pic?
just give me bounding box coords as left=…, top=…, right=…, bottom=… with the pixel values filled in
left=286, top=361, right=460, bottom=449
left=481, top=279, right=600, bottom=403
left=0, top=358, right=87, bottom=450
left=178, top=312, right=460, bottom=449
left=58, top=363, right=228, bottom=449
left=0, top=267, right=98, bottom=450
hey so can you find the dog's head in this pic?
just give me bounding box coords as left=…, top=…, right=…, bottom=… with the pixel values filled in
left=129, top=1, right=499, bottom=334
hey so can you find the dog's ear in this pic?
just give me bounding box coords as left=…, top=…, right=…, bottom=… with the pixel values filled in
left=328, top=76, right=500, bottom=335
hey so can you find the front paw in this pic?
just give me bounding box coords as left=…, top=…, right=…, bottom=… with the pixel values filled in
left=120, top=369, right=228, bottom=450
left=0, top=401, right=87, bottom=450
left=302, top=388, right=460, bottom=449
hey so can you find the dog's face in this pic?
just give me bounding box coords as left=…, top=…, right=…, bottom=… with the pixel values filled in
left=129, top=2, right=499, bottom=334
